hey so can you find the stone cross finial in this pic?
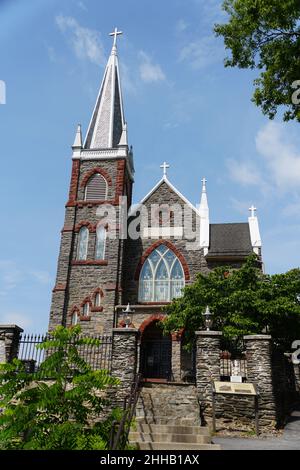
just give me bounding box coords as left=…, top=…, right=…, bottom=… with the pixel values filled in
left=160, top=162, right=170, bottom=177
left=109, top=27, right=123, bottom=47
left=249, top=205, right=257, bottom=218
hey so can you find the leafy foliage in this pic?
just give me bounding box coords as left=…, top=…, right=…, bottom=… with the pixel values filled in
left=0, top=326, right=121, bottom=450
left=162, top=254, right=300, bottom=349
left=215, top=0, right=300, bottom=121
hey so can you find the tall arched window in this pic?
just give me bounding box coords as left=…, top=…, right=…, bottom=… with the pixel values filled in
left=95, top=226, right=106, bottom=260
left=139, top=245, right=185, bottom=302
left=85, top=174, right=108, bottom=200
left=77, top=227, right=89, bottom=260
left=71, top=311, right=79, bottom=326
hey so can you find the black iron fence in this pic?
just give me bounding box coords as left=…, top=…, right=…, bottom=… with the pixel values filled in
left=220, top=353, right=247, bottom=381
left=18, top=333, right=113, bottom=373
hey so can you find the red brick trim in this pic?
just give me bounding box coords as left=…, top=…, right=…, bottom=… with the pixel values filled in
left=69, top=305, right=80, bottom=317
left=134, top=240, right=190, bottom=281
left=75, top=221, right=95, bottom=233
left=61, top=226, right=74, bottom=233
left=66, top=160, right=81, bottom=206
left=76, top=200, right=121, bottom=207
left=80, top=167, right=113, bottom=188
left=52, top=283, right=67, bottom=293
left=72, top=260, right=108, bottom=266
left=139, top=314, right=166, bottom=335
left=91, top=288, right=104, bottom=312
left=114, top=160, right=126, bottom=202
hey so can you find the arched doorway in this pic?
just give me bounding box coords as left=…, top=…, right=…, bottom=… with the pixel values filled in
left=140, top=320, right=172, bottom=380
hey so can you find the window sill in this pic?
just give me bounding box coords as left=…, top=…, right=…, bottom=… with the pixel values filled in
left=72, top=260, right=108, bottom=266
left=91, top=306, right=104, bottom=313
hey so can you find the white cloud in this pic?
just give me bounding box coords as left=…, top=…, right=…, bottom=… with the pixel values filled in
left=55, top=15, right=105, bottom=65
left=282, top=201, right=300, bottom=217
left=230, top=197, right=254, bottom=216
left=256, top=122, right=300, bottom=191
left=176, top=19, right=188, bottom=33
left=0, top=312, right=33, bottom=329
left=179, top=35, right=222, bottom=69
left=0, top=261, right=23, bottom=295
left=30, top=270, right=52, bottom=285
left=139, top=51, right=166, bottom=83
left=226, top=159, right=263, bottom=187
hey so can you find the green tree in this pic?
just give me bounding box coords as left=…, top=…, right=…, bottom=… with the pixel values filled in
left=162, top=254, right=300, bottom=350
left=0, top=326, right=121, bottom=450
left=215, top=0, right=300, bottom=121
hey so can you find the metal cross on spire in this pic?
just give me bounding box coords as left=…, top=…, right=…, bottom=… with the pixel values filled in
left=109, top=27, right=123, bottom=47
left=201, top=177, right=207, bottom=191
left=160, top=162, right=170, bottom=177
left=249, top=205, right=257, bottom=217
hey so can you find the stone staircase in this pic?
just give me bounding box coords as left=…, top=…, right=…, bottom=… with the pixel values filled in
left=129, top=383, right=221, bottom=450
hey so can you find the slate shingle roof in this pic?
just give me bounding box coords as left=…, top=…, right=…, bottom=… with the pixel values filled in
left=208, top=223, right=252, bottom=258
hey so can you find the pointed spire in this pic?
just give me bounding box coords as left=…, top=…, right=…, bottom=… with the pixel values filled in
left=72, top=124, right=82, bottom=149
left=199, top=177, right=209, bottom=219
left=118, top=123, right=128, bottom=146
left=248, top=205, right=262, bottom=255
left=84, top=28, right=126, bottom=150
left=199, top=177, right=210, bottom=255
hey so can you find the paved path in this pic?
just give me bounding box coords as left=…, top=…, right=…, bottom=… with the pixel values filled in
left=213, top=407, right=300, bottom=450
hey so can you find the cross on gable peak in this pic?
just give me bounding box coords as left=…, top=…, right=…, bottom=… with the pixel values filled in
left=249, top=205, right=257, bottom=217
left=160, top=162, right=170, bottom=177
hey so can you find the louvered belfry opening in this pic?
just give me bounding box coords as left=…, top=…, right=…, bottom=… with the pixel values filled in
left=85, top=173, right=108, bottom=200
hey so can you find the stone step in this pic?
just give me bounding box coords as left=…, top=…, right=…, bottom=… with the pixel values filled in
left=129, top=432, right=211, bottom=444
left=130, top=441, right=221, bottom=451
left=136, top=417, right=201, bottom=426
left=134, top=423, right=210, bottom=435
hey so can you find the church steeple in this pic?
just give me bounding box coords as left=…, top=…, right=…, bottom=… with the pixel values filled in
left=84, top=28, right=127, bottom=150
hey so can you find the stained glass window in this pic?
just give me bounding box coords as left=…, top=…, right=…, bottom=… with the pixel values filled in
left=139, top=245, right=185, bottom=302
left=95, top=226, right=106, bottom=260
left=77, top=227, right=89, bottom=260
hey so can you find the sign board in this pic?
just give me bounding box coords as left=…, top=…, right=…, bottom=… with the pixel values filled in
left=213, top=381, right=257, bottom=396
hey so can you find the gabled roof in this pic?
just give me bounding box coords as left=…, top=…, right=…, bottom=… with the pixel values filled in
left=139, top=175, right=200, bottom=215
left=207, top=223, right=252, bottom=258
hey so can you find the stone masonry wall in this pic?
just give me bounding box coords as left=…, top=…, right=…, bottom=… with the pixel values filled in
left=49, top=157, right=132, bottom=335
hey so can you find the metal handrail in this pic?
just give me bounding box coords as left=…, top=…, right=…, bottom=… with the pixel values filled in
left=110, top=373, right=142, bottom=450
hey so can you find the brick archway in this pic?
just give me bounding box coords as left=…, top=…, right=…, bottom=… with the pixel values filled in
left=134, top=240, right=190, bottom=281
left=139, top=314, right=166, bottom=336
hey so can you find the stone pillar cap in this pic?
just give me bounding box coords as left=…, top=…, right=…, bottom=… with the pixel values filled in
left=244, top=334, right=271, bottom=340
left=195, top=330, right=222, bottom=336
left=112, top=328, right=139, bottom=335
left=0, top=325, right=24, bottom=333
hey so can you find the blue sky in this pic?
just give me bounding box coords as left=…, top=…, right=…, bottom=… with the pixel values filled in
left=1, top=0, right=300, bottom=332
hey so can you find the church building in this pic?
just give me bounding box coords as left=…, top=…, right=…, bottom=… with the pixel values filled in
left=49, top=30, right=262, bottom=381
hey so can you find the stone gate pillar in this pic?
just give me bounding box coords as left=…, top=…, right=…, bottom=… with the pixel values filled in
left=195, top=330, right=222, bottom=416
left=111, top=328, right=139, bottom=404
left=0, top=325, right=23, bottom=363
left=244, top=335, right=277, bottom=429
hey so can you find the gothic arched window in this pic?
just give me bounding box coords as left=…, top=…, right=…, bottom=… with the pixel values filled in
left=77, top=227, right=89, bottom=260
left=95, top=226, right=106, bottom=260
left=139, top=245, right=185, bottom=302
left=85, top=174, right=108, bottom=201
left=71, top=311, right=79, bottom=326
